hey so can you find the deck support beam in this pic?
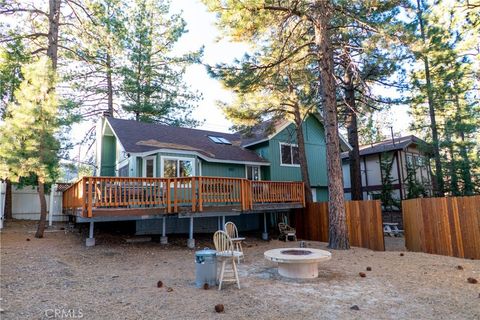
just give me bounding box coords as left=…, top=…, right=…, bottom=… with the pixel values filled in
left=86, top=221, right=95, bottom=247
left=262, top=212, right=269, bottom=240
left=222, top=215, right=225, bottom=230
left=187, top=217, right=195, bottom=249
left=160, top=216, right=168, bottom=244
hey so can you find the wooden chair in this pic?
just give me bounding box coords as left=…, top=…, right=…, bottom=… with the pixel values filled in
left=224, top=222, right=245, bottom=263
left=213, top=230, right=241, bottom=290
left=278, top=222, right=297, bottom=241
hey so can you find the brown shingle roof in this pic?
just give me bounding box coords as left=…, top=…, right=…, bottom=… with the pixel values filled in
left=106, top=118, right=268, bottom=164
left=341, top=135, right=431, bottom=159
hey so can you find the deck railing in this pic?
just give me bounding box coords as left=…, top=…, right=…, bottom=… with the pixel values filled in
left=62, top=176, right=305, bottom=218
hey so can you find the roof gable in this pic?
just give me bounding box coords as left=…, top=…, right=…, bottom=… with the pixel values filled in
left=341, top=135, right=431, bottom=159
left=239, top=114, right=352, bottom=152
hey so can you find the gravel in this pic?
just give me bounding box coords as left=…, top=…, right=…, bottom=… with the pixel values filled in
left=1, top=221, right=479, bottom=320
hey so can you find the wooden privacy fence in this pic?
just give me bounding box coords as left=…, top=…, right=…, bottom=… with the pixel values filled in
left=295, top=200, right=385, bottom=251
left=402, top=196, right=480, bottom=259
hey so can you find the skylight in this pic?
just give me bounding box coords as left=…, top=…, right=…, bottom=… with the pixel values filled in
left=208, top=136, right=231, bottom=145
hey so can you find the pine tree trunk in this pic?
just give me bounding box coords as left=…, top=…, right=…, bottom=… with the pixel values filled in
left=458, top=132, right=473, bottom=195
left=344, top=57, right=363, bottom=200
left=294, top=110, right=313, bottom=204
left=416, top=0, right=444, bottom=196
left=5, top=179, right=12, bottom=220
left=453, top=91, right=473, bottom=195
left=313, top=0, right=349, bottom=250
left=447, top=138, right=459, bottom=196
left=47, top=0, right=61, bottom=70
left=35, top=180, right=48, bottom=238
left=106, top=52, right=114, bottom=117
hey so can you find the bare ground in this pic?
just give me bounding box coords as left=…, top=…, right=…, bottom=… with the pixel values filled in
left=0, top=221, right=479, bottom=320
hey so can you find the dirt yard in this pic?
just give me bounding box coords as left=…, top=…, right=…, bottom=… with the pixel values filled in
left=1, top=221, right=479, bottom=320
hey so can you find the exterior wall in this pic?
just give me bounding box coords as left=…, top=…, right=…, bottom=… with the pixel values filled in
left=100, top=135, right=116, bottom=176
left=343, top=146, right=433, bottom=200
left=201, top=161, right=246, bottom=178
left=127, top=151, right=250, bottom=179
left=314, top=187, right=329, bottom=202
left=250, top=116, right=328, bottom=187
left=399, top=147, right=433, bottom=197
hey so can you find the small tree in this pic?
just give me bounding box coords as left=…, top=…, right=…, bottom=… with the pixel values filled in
left=379, top=153, right=398, bottom=211
left=405, top=161, right=426, bottom=199
left=0, top=57, right=61, bottom=238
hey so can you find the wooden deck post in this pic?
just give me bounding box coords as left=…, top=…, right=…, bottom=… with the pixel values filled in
left=87, top=177, right=93, bottom=218
left=166, top=179, right=171, bottom=213
left=198, top=177, right=203, bottom=212
left=191, top=177, right=196, bottom=212
left=173, top=178, right=178, bottom=213
left=81, top=178, right=87, bottom=217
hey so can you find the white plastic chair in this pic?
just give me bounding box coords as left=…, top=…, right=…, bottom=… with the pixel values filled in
left=213, top=230, right=241, bottom=290
left=224, top=221, right=245, bottom=263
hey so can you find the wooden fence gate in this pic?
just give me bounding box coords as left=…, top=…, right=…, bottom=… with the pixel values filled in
left=295, top=200, right=385, bottom=251
left=402, top=196, right=480, bottom=259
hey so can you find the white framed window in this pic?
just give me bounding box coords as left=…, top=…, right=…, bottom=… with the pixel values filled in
left=160, top=156, right=196, bottom=178
left=279, top=142, right=300, bottom=166
left=246, top=166, right=261, bottom=180
left=142, top=156, right=156, bottom=177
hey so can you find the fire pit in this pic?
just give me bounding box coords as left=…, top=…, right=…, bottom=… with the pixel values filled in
left=264, top=248, right=331, bottom=279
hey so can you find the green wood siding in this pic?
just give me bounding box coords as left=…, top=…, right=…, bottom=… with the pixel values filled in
left=100, top=135, right=116, bottom=176
left=315, top=187, right=329, bottom=202
left=201, top=161, right=245, bottom=178
left=249, top=115, right=328, bottom=186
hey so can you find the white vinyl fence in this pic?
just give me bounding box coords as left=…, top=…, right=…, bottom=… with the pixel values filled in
left=11, top=185, right=67, bottom=223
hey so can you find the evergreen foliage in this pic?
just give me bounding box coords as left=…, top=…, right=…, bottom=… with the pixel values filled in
left=121, top=0, right=202, bottom=126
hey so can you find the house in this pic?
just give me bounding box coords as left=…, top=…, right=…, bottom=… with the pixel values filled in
left=96, top=115, right=351, bottom=200
left=342, top=135, right=434, bottom=201
left=63, top=114, right=350, bottom=246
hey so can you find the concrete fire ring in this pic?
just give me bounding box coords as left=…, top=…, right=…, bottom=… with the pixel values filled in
left=264, top=248, right=331, bottom=279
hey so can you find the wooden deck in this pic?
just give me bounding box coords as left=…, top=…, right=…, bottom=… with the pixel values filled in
left=62, top=176, right=305, bottom=218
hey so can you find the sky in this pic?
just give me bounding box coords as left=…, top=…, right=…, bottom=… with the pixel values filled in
left=169, top=0, right=248, bottom=132
left=168, top=0, right=412, bottom=134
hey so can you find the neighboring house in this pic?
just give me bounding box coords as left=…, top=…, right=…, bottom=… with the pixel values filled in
left=96, top=114, right=351, bottom=202
left=342, top=135, right=433, bottom=201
